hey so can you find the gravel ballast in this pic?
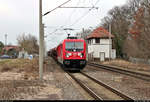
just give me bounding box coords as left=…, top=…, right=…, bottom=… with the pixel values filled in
left=83, top=65, right=150, bottom=100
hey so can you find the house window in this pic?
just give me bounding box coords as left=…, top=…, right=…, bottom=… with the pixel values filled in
left=88, top=40, right=90, bottom=45
left=88, top=40, right=90, bottom=44
left=95, top=38, right=100, bottom=44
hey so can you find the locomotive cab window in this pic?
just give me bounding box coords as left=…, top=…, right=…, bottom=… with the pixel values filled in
left=65, top=41, right=84, bottom=52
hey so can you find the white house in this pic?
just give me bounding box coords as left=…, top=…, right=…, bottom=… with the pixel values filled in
left=18, top=48, right=29, bottom=59
left=86, top=27, right=116, bottom=61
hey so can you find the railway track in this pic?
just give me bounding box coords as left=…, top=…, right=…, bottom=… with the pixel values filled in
left=67, top=71, right=133, bottom=100
left=88, top=62, right=150, bottom=82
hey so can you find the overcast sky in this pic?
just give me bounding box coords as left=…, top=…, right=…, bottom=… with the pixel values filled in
left=0, top=0, right=127, bottom=51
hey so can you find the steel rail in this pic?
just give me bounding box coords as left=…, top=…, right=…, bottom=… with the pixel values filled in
left=88, top=63, right=150, bottom=82
left=80, top=72, right=133, bottom=100
left=67, top=72, right=103, bottom=100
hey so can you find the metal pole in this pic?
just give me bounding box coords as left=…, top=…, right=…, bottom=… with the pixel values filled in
left=82, top=28, right=84, bottom=38
left=43, top=24, right=45, bottom=58
left=109, top=24, right=111, bottom=61
left=5, top=34, right=7, bottom=46
left=39, top=0, right=44, bottom=80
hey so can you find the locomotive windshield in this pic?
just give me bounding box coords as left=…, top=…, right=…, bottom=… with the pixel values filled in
left=65, top=41, right=84, bottom=52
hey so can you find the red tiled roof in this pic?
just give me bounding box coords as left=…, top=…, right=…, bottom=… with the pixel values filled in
left=3, top=45, right=18, bottom=51
left=86, top=27, right=114, bottom=39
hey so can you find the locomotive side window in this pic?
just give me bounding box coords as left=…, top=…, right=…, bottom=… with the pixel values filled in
left=65, top=42, right=84, bottom=52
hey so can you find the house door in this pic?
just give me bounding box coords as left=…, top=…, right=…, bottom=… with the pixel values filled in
left=100, top=52, right=105, bottom=61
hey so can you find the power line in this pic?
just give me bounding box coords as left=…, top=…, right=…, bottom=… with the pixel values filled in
left=43, top=0, right=72, bottom=16
left=5, top=34, right=7, bottom=46
left=90, top=0, right=94, bottom=6
left=94, top=0, right=100, bottom=6
left=44, top=29, right=58, bottom=38
left=69, top=7, right=95, bottom=27
left=44, top=26, right=66, bottom=38
left=62, top=0, right=79, bottom=26
left=45, top=26, right=62, bottom=29
left=64, top=0, right=99, bottom=27
left=44, top=0, right=99, bottom=41
left=67, top=0, right=81, bottom=23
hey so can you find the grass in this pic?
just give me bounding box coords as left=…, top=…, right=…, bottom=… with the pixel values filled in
left=0, top=58, right=39, bottom=80
left=0, top=58, right=42, bottom=99
left=0, top=58, right=37, bottom=69
left=0, top=59, right=12, bottom=65
left=102, top=59, right=150, bottom=72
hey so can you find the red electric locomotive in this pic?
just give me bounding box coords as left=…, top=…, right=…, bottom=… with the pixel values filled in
left=56, top=36, right=86, bottom=70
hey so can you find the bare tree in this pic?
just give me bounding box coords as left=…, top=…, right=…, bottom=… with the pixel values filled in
left=100, top=0, right=150, bottom=59
left=101, top=5, right=131, bottom=58
left=76, top=29, right=92, bottom=39
left=129, top=0, right=150, bottom=59
left=0, top=41, right=4, bottom=55
left=17, top=33, right=39, bottom=54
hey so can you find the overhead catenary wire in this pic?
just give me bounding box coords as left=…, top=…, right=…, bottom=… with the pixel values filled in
left=44, top=0, right=99, bottom=32
left=67, top=0, right=81, bottom=23
left=45, top=29, right=68, bottom=43
left=52, top=0, right=99, bottom=29
left=69, top=7, right=95, bottom=27
left=43, top=0, right=72, bottom=16
left=44, top=25, right=66, bottom=37
left=90, top=0, right=94, bottom=7
left=45, top=0, right=100, bottom=49
left=64, top=0, right=99, bottom=27
left=44, top=29, right=58, bottom=38
left=45, top=26, right=81, bottom=39
left=94, top=0, right=100, bottom=6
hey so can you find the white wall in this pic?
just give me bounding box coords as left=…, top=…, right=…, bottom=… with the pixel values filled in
left=100, top=39, right=112, bottom=45
left=111, top=49, right=116, bottom=59
left=92, top=44, right=112, bottom=58
left=88, top=38, right=115, bottom=59
left=18, top=51, right=29, bottom=59
left=88, top=44, right=94, bottom=54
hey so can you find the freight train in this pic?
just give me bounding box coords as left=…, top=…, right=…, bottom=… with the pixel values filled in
left=49, top=36, right=87, bottom=70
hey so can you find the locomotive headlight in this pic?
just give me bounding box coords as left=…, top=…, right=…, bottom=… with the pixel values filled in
left=68, top=53, right=72, bottom=56
left=78, top=53, right=82, bottom=56
left=78, top=53, right=83, bottom=58
left=66, top=55, right=69, bottom=58
left=66, top=53, right=72, bottom=57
